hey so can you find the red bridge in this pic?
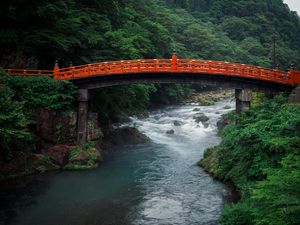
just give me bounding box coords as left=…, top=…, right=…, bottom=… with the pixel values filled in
left=5, top=55, right=300, bottom=89
left=6, top=55, right=300, bottom=144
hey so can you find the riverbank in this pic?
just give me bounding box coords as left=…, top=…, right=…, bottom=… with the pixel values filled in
left=0, top=127, right=149, bottom=181
left=198, top=95, right=300, bottom=225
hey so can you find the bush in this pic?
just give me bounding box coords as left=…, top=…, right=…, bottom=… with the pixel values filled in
left=220, top=202, right=254, bottom=225
left=0, top=70, right=76, bottom=159
left=0, top=77, right=31, bottom=160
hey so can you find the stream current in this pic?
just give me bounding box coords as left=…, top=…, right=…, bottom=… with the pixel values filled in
left=0, top=99, right=236, bottom=225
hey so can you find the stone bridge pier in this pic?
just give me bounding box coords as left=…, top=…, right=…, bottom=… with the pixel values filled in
left=235, top=89, right=252, bottom=113
left=77, top=89, right=89, bottom=145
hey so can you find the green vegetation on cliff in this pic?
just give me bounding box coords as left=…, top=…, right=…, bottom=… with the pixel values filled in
left=0, top=70, right=76, bottom=161
left=199, top=95, right=300, bottom=225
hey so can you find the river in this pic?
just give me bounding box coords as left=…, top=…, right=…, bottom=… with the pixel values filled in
left=0, top=99, right=236, bottom=225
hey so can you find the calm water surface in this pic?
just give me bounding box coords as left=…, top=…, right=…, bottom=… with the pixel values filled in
left=0, top=99, right=235, bottom=225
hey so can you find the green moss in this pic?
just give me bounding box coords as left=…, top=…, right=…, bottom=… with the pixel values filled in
left=63, top=162, right=98, bottom=170
left=69, top=146, right=82, bottom=161
left=36, top=165, right=47, bottom=173
left=65, top=143, right=100, bottom=171
left=198, top=98, right=215, bottom=106
left=39, top=155, right=52, bottom=164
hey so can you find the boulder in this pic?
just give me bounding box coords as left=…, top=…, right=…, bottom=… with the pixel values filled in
left=45, top=145, right=73, bottom=166
left=193, top=108, right=201, bottom=112
left=193, top=113, right=209, bottom=123
left=70, top=151, right=90, bottom=164
left=104, top=127, right=149, bottom=146
left=30, top=154, right=59, bottom=172
left=89, top=147, right=103, bottom=162
left=173, top=120, right=182, bottom=126
left=166, top=129, right=175, bottom=134
left=223, top=105, right=232, bottom=109
left=217, top=115, right=233, bottom=132
left=202, top=122, right=209, bottom=128
left=64, top=146, right=103, bottom=170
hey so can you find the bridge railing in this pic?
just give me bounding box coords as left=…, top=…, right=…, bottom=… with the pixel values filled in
left=4, top=69, right=53, bottom=77
left=4, top=59, right=300, bottom=87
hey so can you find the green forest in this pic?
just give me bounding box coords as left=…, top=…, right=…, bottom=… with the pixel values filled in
left=0, top=0, right=300, bottom=224
left=200, top=95, right=300, bottom=225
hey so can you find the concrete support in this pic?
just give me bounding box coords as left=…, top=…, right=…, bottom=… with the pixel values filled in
left=235, top=89, right=252, bottom=113
left=77, top=89, right=89, bottom=145
left=289, top=85, right=300, bottom=103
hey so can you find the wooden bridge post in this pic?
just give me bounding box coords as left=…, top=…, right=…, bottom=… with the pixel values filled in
left=235, top=89, right=252, bottom=113
left=53, top=60, right=59, bottom=80
left=77, top=89, right=89, bottom=145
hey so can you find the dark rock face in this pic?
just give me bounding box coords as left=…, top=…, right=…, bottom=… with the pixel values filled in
left=193, top=113, right=209, bottom=123
left=36, top=108, right=77, bottom=145
left=36, top=108, right=103, bottom=150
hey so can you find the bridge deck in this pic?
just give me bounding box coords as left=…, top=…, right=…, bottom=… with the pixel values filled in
left=4, top=58, right=300, bottom=87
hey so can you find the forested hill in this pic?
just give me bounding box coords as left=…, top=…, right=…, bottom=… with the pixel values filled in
left=163, top=0, right=300, bottom=68
left=1, top=0, right=300, bottom=70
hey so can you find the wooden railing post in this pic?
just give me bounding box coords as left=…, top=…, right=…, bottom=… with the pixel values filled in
left=171, top=53, right=178, bottom=70
left=53, top=60, right=59, bottom=80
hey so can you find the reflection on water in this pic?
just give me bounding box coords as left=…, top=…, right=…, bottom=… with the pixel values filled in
left=0, top=99, right=235, bottom=225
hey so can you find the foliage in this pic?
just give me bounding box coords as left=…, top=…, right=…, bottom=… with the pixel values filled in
left=1, top=75, right=77, bottom=114
left=67, top=143, right=99, bottom=170
left=201, top=95, right=300, bottom=225
left=163, top=0, right=300, bottom=69
left=220, top=202, right=254, bottom=225
left=90, top=84, right=156, bottom=125
left=0, top=71, right=31, bottom=160
left=251, top=154, right=300, bottom=225
left=0, top=70, right=76, bottom=159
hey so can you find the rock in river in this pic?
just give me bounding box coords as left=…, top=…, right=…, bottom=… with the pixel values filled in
left=174, top=120, right=182, bottom=126
left=166, top=129, right=175, bottom=134
left=193, top=113, right=209, bottom=123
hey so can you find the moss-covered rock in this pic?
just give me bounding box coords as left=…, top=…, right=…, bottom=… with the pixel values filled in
left=198, top=98, right=215, bottom=106
left=64, top=144, right=103, bottom=170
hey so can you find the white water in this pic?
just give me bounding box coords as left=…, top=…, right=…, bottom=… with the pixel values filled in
left=123, top=99, right=235, bottom=225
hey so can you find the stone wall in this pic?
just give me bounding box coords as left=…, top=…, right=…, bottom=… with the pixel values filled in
left=289, top=85, right=300, bottom=103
